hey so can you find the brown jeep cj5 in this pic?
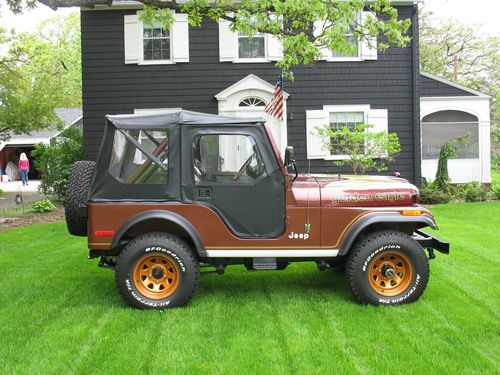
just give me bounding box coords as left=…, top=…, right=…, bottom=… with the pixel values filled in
left=65, top=110, right=449, bottom=309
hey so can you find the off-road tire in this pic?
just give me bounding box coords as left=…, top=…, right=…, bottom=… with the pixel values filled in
left=346, top=230, right=429, bottom=305
left=115, top=232, right=200, bottom=309
left=64, top=160, right=95, bottom=236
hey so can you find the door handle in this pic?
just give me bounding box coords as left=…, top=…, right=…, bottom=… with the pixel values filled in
left=197, top=188, right=211, bottom=199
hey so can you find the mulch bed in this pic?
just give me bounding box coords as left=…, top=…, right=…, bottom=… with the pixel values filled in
left=0, top=209, right=65, bottom=232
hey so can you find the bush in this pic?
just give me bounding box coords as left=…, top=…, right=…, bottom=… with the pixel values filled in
left=419, top=183, right=452, bottom=204
left=0, top=188, right=4, bottom=195
left=32, top=199, right=56, bottom=213
left=464, top=182, right=489, bottom=202
left=32, top=127, right=83, bottom=199
left=492, top=185, right=500, bottom=200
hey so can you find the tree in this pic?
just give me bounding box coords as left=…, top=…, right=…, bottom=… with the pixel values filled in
left=0, top=13, right=81, bottom=141
left=7, top=0, right=411, bottom=77
left=32, top=126, right=84, bottom=199
left=316, top=123, right=401, bottom=174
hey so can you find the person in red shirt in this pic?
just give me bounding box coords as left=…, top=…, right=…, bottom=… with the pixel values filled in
left=18, top=153, right=30, bottom=186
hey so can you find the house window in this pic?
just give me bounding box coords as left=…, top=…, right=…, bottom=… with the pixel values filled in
left=124, top=13, right=189, bottom=65
left=143, top=27, right=171, bottom=61
left=422, top=110, right=479, bottom=159
left=329, top=111, right=365, bottom=155
left=238, top=31, right=266, bottom=59
left=239, top=97, right=267, bottom=107
left=331, top=35, right=359, bottom=59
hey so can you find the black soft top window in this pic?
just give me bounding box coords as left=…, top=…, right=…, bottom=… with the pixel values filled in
left=108, top=129, right=169, bottom=185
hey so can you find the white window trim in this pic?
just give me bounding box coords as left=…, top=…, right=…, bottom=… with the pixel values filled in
left=139, top=23, right=174, bottom=65
left=322, top=105, right=370, bottom=160
left=234, top=33, right=268, bottom=63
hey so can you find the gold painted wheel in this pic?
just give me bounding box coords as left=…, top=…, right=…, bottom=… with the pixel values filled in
left=368, top=252, right=413, bottom=297
left=133, top=254, right=180, bottom=300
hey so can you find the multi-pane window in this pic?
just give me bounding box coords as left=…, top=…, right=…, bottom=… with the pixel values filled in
left=239, top=97, right=266, bottom=107
left=329, top=111, right=365, bottom=155
left=238, top=31, right=265, bottom=59
left=143, top=27, right=171, bottom=61
left=331, top=35, right=359, bottom=58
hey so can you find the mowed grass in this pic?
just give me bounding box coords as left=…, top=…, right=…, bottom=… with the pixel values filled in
left=0, top=203, right=499, bottom=374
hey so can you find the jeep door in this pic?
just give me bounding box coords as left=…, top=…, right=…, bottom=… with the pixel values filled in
left=181, top=125, right=286, bottom=238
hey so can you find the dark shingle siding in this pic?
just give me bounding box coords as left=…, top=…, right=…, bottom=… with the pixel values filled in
left=420, top=74, right=477, bottom=97
left=82, top=6, right=418, bottom=181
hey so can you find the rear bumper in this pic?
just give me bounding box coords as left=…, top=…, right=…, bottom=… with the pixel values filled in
left=413, top=229, right=449, bottom=254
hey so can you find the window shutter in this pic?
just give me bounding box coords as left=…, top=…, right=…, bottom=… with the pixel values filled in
left=219, top=19, right=237, bottom=62
left=124, top=14, right=141, bottom=64
left=172, top=13, right=189, bottom=63
left=367, top=108, right=389, bottom=157
left=313, top=20, right=331, bottom=61
left=267, top=34, right=283, bottom=61
left=306, top=110, right=329, bottom=159
left=367, top=109, right=388, bottom=133
left=360, top=11, right=378, bottom=60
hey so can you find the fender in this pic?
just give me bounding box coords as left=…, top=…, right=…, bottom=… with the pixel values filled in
left=111, top=210, right=206, bottom=257
left=338, top=213, right=438, bottom=256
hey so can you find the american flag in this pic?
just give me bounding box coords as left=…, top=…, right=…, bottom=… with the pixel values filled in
left=265, top=72, right=284, bottom=120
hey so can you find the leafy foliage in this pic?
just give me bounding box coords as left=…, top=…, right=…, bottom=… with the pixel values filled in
left=0, top=14, right=81, bottom=141
left=31, top=127, right=83, bottom=199
left=435, top=134, right=469, bottom=190
left=463, top=182, right=489, bottom=203
left=316, top=123, right=401, bottom=174
left=32, top=199, right=56, bottom=213
left=419, top=182, right=451, bottom=205
left=8, top=0, right=411, bottom=79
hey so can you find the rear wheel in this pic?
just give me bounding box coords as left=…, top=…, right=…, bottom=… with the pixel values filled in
left=64, top=160, right=95, bottom=236
left=115, top=232, right=200, bottom=309
left=346, top=230, right=429, bottom=305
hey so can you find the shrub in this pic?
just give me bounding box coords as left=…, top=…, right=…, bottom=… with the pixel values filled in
left=419, top=183, right=452, bottom=205
left=435, top=134, right=469, bottom=190
left=32, top=199, right=56, bottom=213
left=32, top=127, right=83, bottom=199
left=0, top=188, right=4, bottom=195
left=492, top=185, right=500, bottom=200
left=316, top=123, right=401, bottom=174
left=464, top=182, right=488, bottom=202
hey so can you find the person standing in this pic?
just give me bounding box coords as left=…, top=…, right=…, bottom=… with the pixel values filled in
left=18, top=153, right=30, bottom=186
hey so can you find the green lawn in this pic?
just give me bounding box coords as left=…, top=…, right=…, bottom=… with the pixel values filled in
left=1, top=202, right=499, bottom=374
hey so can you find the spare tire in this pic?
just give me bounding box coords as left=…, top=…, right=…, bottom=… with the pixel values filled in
left=65, top=160, right=95, bottom=236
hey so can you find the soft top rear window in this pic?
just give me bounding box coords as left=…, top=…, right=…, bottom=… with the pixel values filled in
left=108, top=129, right=169, bottom=185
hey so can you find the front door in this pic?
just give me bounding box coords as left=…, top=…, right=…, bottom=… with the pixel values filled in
left=181, top=126, right=286, bottom=239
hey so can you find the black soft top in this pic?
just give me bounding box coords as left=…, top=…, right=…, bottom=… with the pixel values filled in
left=106, top=110, right=264, bottom=129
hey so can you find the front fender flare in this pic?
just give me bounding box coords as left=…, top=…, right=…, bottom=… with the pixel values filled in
left=338, top=213, right=437, bottom=256
left=111, top=210, right=206, bottom=258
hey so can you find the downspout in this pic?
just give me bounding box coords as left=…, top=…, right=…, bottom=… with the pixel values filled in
left=412, top=4, right=421, bottom=186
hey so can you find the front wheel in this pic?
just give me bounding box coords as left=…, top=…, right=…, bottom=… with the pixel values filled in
left=346, top=230, right=429, bottom=305
left=115, top=232, right=200, bottom=309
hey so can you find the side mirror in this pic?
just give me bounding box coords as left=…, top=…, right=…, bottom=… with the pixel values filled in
left=284, top=146, right=295, bottom=166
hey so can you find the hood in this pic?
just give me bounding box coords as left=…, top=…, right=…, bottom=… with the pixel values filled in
left=307, top=174, right=419, bottom=207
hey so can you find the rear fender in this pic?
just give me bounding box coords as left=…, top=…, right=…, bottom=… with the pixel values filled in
left=111, top=210, right=206, bottom=258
